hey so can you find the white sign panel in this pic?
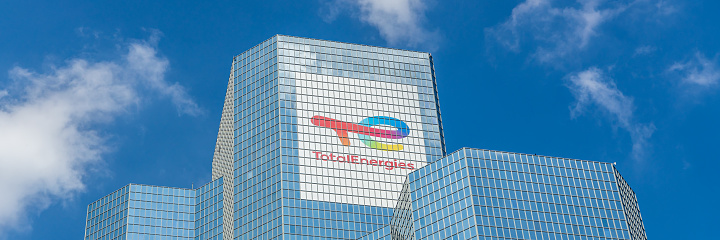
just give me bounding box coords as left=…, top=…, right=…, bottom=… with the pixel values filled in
left=294, top=73, right=427, bottom=208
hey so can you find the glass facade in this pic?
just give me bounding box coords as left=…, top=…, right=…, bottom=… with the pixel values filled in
left=85, top=186, right=129, bottom=240
left=357, top=225, right=392, bottom=240
left=84, top=178, right=225, bottom=240
left=230, top=36, right=283, bottom=240
left=614, top=171, right=646, bottom=240
left=195, top=178, right=225, bottom=240
left=403, top=148, right=647, bottom=240
left=125, top=185, right=196, bottom=240
left=85, top=35, right=646, bottom=240
left=228, top=35, right=445, bottom=239
left=211, top=67, right=235, bottom=240
left=408, top=150, right=476, bottom=240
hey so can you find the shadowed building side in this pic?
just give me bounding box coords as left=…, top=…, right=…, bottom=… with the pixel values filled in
left=211, top=70, right=236, bottom=240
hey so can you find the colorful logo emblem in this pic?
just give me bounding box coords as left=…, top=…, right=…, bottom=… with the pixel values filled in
left=311, top=115, right=410, bottom=151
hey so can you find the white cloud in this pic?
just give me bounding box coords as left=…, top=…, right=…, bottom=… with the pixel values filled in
left=669, top=51, right=720, bottom=87
left=0, top=38, right=198, bottom=234
left=633, top=45, right=656, bottom=56
left=486, top=0, right=672, bottom=64
left=487, top=0, right=626, bottom=63
left=567, top=67, right=655, bottom=160
left=322, top=0, right=438, bottom=48
left=126, top=43, right=202, bottom=115
left=487, top=0, right=674, bottom=160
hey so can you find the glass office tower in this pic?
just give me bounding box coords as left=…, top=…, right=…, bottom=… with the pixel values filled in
left=84, top=178, right=225, bottom=240
left=363, top=148, right=647, bottom=240
left=84, top=185, right=130, bottom=240
left=227, top=35, right=446, bottom=239
left=84, top=35, right=646, bottom=240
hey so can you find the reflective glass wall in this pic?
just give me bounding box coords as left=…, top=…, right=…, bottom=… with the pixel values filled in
left=229, top=35, right=445, bottom=239
left=125, top=185, right=196, bottom=240
left=195, top=178, right=225, bottom=240
left=230, top=36, right=282, bottom=239
left=84, top=179, right=226, bottom=240
left=275, top=35, right=444, bottom=239
left=84, top=186, right=129, bottom=240
left=406, top=148, right=646, bottom=240
left=614, top=171, right=647, bottom=240
left=408, top=150, right=477, bottom=239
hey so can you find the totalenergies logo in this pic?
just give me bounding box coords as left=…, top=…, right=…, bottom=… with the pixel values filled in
left=310, top=115, right=410, bottom=151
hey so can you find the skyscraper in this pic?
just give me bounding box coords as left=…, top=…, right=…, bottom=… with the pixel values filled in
left=84, top=35, right=645, bottom=240
left=83, top=178, right=224, bottom=240
left=225, top=35, right=445, bottom=239
left=362, top=148, right=647, bottom=240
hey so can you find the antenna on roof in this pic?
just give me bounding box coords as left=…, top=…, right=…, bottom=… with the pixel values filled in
left=192, top=183, right=194, bottom=189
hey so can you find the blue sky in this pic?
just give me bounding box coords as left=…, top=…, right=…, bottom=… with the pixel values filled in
left=0, top=0, right=718, bottom=239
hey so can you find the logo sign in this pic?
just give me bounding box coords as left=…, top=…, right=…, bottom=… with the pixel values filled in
left=311, top=115, right=410, bottom=151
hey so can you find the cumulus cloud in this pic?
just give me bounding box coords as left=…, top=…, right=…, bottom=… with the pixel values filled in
left=486, top=0, right=674, bottom=64
left=567, top=67, right=655, bottom=160
left=486, top=0, right=674, bottom=160
left=487, top=0, right=626, bottom=63
left=322, top=0, right=438, bottom=48
left=126, top=43, right=202, bottom=115
left=0, top=38, right=199, bottom=234
left=669, top=51, right=720, bottom=87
